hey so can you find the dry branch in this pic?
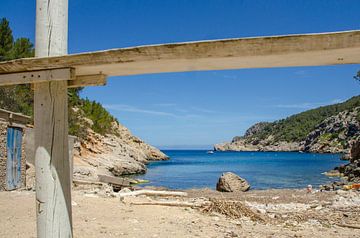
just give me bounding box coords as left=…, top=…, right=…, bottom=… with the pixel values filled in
left=335, top=223, right=360, bottom=229
left=200, top=199, right=265, bottom=222
left=130, top=201, right=201, bottom=208
left=118, top=190, right=188, bottom=198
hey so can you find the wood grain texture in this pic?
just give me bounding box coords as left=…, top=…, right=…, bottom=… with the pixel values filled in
left=0, top=68, right=74, bottom=86
left=0, top=30, right=359, bottom=79
left=34, top=0, right=73, bottom=237
left=67, top=74, right=107, bottom=88
left=34, top=81, right=72, bottom=237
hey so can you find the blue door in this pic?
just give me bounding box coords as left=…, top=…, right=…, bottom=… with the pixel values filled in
left=6, top=127, right=23, bottom=190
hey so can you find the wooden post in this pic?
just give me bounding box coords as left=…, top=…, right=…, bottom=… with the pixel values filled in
left=34, top=0, right=72, bottom=237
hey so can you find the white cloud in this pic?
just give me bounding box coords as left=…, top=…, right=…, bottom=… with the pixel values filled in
left=274, top=98, right=344, bottom=109
left=104, top=104, right=201, bottom=119
left=104, top=104, right=177, bottom=117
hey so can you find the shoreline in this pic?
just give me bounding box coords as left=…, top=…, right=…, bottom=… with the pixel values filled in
left=1, top=186, right=359, bottom=237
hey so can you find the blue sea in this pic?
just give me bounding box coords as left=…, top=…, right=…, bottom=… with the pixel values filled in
left=136, top=150, right=345, bottom=190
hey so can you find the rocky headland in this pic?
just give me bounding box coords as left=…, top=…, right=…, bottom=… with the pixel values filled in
left=214, top=97, right=360, bottom=154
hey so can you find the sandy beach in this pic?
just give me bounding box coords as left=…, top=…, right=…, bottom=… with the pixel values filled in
left=0, top=188, right=359, bottom=238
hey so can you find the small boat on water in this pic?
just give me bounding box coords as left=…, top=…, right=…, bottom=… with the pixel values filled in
left=207, top=150, right=214, bottom=154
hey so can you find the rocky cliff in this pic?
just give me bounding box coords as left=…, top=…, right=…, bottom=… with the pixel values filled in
left=214, top=97, right=360, bottom=154
left=73, top=120, right=168, bottom=181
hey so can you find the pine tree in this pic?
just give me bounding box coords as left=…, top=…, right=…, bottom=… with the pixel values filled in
left=0, top=18, right=14, bottom=61
left=9, top=38, right=34, bottom=59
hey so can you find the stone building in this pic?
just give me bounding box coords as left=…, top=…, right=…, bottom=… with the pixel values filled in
left=0, top=109, right=31, bottom=191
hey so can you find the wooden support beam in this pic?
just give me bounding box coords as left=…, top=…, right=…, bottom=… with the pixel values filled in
left=28, top=73, right=106, bottom=90
left=0, top=68, right=74, bottom=86
left=0, top=30, right=359, bottom=78
left=34, top=0, right=73, bottom=237
left=67, top=74, right=107, bottom=88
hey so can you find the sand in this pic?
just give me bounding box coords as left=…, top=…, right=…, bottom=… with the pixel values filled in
left=0, top=189, right=359, bottom=238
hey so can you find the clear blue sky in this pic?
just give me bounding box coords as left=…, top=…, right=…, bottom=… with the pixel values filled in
left=1, top=0, right=360, bottom=149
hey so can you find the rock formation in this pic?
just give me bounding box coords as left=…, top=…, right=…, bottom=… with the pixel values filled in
left=334, top=139, right=360, bottom=183
left=216, top=172, right=250, bottom=192
left=73, top=121, right=168, bottom=181
left=214, top=107, right=360, bottom=154
left=301, top=109, right=360, bottom=153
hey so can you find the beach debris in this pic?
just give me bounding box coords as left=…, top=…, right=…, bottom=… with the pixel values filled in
left=200, top=199, right=265, bottom=222
left=216, top=172, right=250, bottom=192
left=98, top=174, right=132, bottom=191
left=335, top=223, right=360, bottom=229
left=351, top=184, right=360, bottom=190
left=118, top=189, right=188, bottom=198
left=130, top=200, right=202, bottom=208
left=320, top=181, right=347, bottom=191
left=307, top=185, right=313, bottom=193
left=332, top=190, right=360, bottom=208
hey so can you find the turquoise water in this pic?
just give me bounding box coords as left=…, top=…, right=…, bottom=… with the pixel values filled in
left=136, top=150, right=344, bottom=190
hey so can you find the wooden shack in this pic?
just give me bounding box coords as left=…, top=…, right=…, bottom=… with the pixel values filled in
left=0, top=109, right=31, bottom=191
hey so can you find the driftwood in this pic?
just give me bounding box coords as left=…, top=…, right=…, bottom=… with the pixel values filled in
left=73, top=179, right=104, bottom=186
left=335, top=223, right=360, bottom=229
left=119, top=190, right=188, bottom=198
left=98, top=174, right=131, bottom=187
left=130, top=201, right=202, bottom=208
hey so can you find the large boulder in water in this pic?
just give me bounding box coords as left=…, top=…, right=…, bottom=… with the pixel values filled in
left=216, top=172, right=250, bottom=192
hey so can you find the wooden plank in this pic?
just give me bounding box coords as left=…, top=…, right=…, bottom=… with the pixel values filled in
left=67, top=74, right=107, bottom=88
left=0, top=30, right=359, bottom=79
left=0, top=108, right=31, bottom=125
left=0, top=68, right=74, bottom=86
left=34, top=0, right=73, bottom=237
left=98, top=174, right=131, bottom=187
left=118, top=190, right=188, bottom=198
left=73, top=179, right=104, bottom=186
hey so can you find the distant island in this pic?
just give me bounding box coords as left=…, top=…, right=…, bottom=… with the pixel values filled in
left=214, top=96, right=360, bottom=154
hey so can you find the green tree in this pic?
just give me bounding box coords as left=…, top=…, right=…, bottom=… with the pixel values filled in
left=9, top=38, right=34, bottom=59
left=0, top=18, right=14, bottom=60
left=0, top=18, right=34, bottom=116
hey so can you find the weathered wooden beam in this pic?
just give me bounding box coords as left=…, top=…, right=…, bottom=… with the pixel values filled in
left=0, top=108, right=31, bottom=125
left=0, top=68, right=74, bottom=86
left=0, top=30, right=359, bottom=78
left=97, top=174, right=131, bottom=187
left=34, top=0, right=73, bottom=237
left=67, top=74, right=107, bottom=88
left=28, top=73, right=106, bottom=90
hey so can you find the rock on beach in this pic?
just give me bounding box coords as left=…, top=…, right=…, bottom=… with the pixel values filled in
left=216, top=172, right=250, bottom=192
